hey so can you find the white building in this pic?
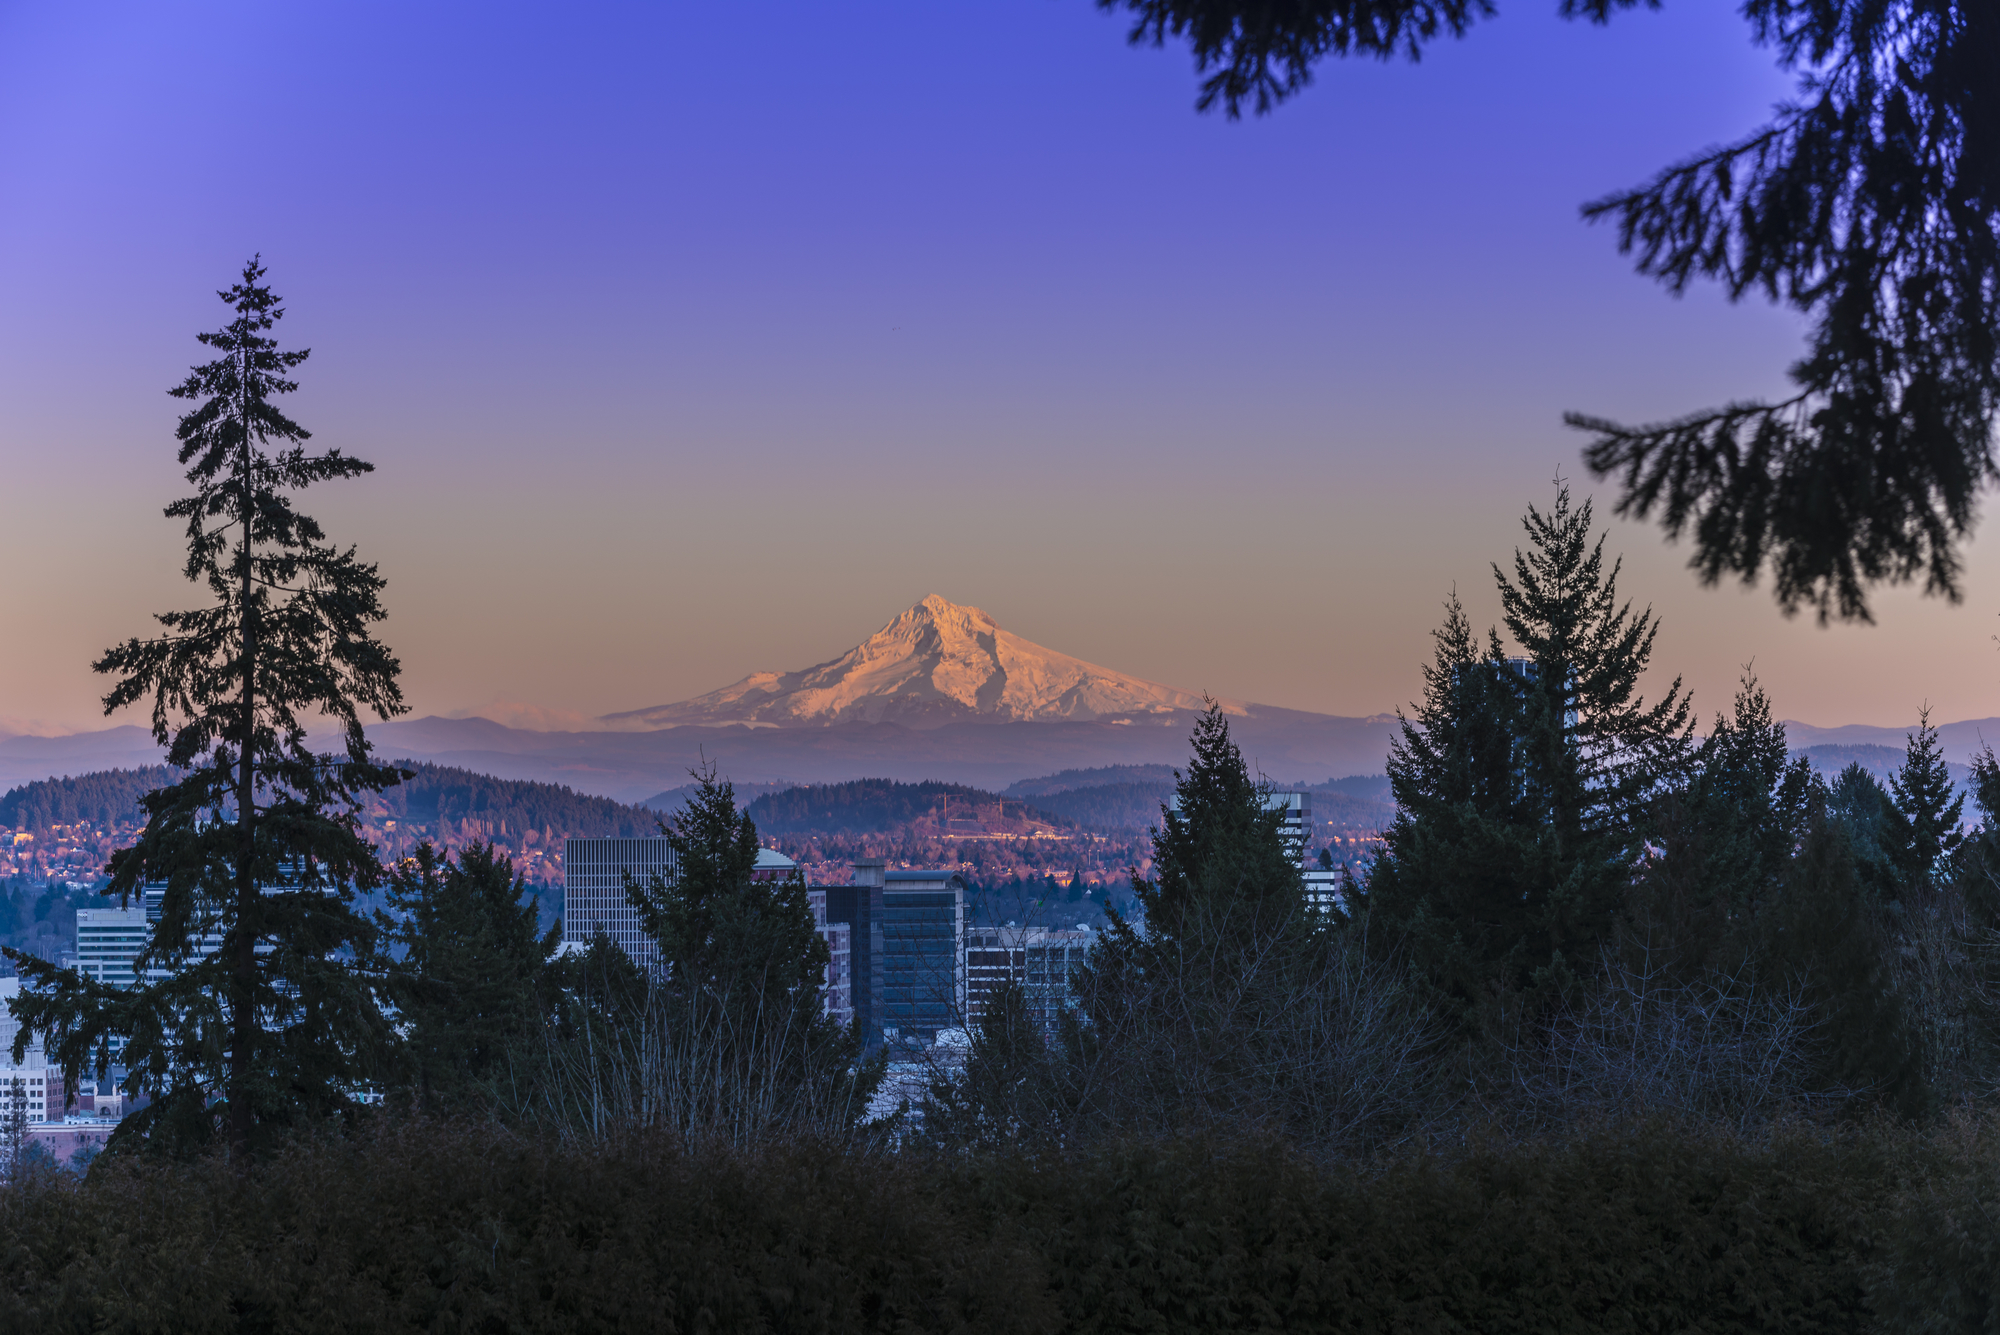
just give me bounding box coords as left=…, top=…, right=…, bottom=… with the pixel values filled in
left=964, top=925, right=1091, bottom=1030
left=561, top=837, right=678, bottom=969
left=76, top=884, right=227, bottom=992
left=76, top=906, right=153, bottom=988
left=0, top=1066, right=60, bottom=1125
left=0, top=978, right=40, bottom=1067
left=805, top=884, right=855, bottom=1030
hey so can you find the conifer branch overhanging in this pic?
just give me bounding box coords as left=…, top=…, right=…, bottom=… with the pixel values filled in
left=1105, top=0, right=2000, bottom=621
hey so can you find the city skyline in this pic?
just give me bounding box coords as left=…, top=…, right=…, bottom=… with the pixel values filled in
left=5, top=1, right=1997, bottom=739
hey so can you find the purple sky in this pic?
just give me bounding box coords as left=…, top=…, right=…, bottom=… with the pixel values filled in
left=2, top=0, right=1993, bottom=737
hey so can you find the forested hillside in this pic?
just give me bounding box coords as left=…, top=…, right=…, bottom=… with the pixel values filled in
left=0, top=763, right=660, bottom=891
left=0, top=767, right=172, bottom=831
left=1008, top=775, right=1394, bottom=844
left=1001, top=765, right=1178, bottom=798
left=1025, top=782, right=1173, bottom=831
left=746, top=780, right=1068, bottom=835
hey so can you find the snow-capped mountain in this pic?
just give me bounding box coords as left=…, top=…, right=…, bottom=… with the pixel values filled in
left=601, top=595, right=1244, bottom=730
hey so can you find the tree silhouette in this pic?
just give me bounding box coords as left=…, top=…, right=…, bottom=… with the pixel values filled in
left=6, top=258, right=406, bottom=1157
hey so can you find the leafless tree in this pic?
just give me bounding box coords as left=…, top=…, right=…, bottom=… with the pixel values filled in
left=509, top=958, right=878, bottom=1152
left=1482, top=945, right=1848, bottom=1134
left=1051, top=890, right=1438, bottom=1155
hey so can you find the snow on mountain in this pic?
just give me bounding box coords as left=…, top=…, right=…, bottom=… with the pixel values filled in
left=601, top=595, right=1244, bottom=730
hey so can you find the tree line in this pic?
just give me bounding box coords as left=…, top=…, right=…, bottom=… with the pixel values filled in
left=922, top=483, right=2000, bottom=1151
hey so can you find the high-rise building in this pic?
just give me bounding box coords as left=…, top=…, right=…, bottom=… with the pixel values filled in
left=964, top=925, right=1091, bottom=1031
left=561, top=837, right=678, bottom=969
left=878, top=868, right=965, bottom=1050
left=76, top=906, right=152, bottom=989
left=75, top=884, right=227, bottom=992
left=821, top=870, right=882, bottom=1043
left=1271, top=790, right=1349, bottom=912
left=820, top=860, right=965, bottom=1051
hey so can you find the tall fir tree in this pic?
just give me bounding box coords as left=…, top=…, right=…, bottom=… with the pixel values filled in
left=1123, top=702, right=1307, bottom=955
left=1069, top=704, right=1326, bottom=1130
left=628, top=769, right=828, bottom=1011
left=1363, top=591, right=1539, bottom=1018
left=1767, top=793, right=1921, bottom=1111
left=1368, top=483, right=1692, bottom=1023
left=1886, top=711, right=1968, bottom=902
left=4, top=259, right=406, bottom=1156
left=1624, top=671, right=1815, bottom=976
left=1881, top=713, right=1987, bottom=1103
left=625, top=767, right=873, bottom=1139
left=380, top=841, right=560, bottom=1110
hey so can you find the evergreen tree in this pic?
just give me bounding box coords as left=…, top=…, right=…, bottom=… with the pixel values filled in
left=1369, top=484, right=1692, bottom=1021
left=1886, top=711, right=1968, bottom=902
left=1880, top=715, right=1988, bottom=1102
left=1766, top=795, right=1920, bottom=1111
left=1071, top=705, right=1358, bottom=1135
left=4, top=259, right=406, bottom=1157
left=1827, top=762, right=1899, bottom=892
left=1625, top=672, right=1814, bottom=976
left=1363, top=590, right=1538, bottom=1019
left=1124, top=702, right=1307, bottom=955
left=380, top=842, right=559, bottom=1110
left=920, top=977, right=1058, bottom=1150
left=625, top=767, right=872, bottom=1140
left=629, top=770, right=827, bottom=1010
left=1499, top=483, right=1693, bottom=860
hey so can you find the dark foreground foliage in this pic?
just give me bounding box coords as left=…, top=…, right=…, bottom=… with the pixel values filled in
left=3, top=1114, right=1999, bottom=1333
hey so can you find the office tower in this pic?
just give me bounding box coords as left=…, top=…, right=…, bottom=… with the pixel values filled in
left=819, top=860, right=965, bottom=1051
left=1269, top=790, right=1348, bottom=913
left=821, top=862, right=884, bottom=1046
left=78, top=883, right=265, bottom=991
left=76, top=906, right=151, bottom=988
left=964, top=925, right=1091, bottom=1031
left=562, top=837, right=678, bottom=968
left=878, top=867, right=965, bottom=1050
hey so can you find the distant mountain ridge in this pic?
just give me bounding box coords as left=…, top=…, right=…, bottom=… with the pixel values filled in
left=1791, top=744, right=1976, bottom=793
left=601, top=596, right=1239, bottom=731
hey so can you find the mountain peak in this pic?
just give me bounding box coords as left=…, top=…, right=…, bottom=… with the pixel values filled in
left=602, top=597, right=1239, bottom=730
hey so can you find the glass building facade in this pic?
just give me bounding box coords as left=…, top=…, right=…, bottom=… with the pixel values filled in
left=821, top=861, right=965, bottom=1051
left=878, top=870, right=965, bottom=1050
left=562, top=838, right=678, bottom=970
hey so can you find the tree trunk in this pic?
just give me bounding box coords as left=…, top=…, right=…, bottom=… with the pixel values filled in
left=230, top=363, right=257, bottom=1158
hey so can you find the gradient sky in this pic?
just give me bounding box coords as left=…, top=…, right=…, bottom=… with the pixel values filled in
left=3, top=0, right=1995, bottom=738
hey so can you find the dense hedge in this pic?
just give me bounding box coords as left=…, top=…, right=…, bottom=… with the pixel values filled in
left=0, top=1118, right=1990, bottom=1333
